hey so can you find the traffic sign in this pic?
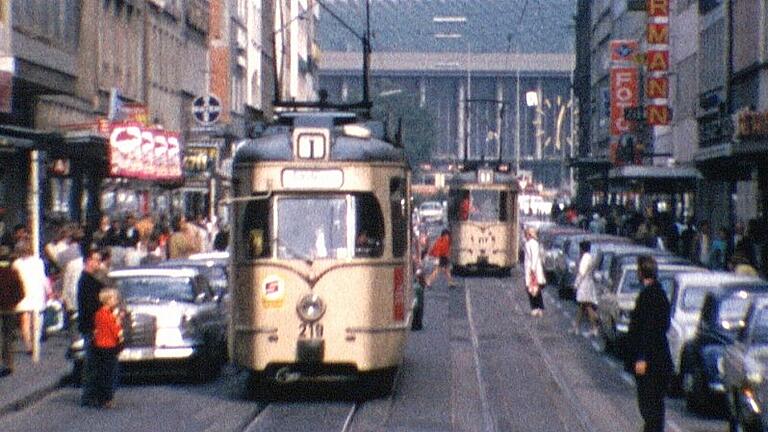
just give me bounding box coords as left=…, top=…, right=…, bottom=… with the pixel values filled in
left=192, top=95, right=222, bottom=125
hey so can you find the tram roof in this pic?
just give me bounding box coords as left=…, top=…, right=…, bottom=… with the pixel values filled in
left=233, top=115, right=407, bottom=165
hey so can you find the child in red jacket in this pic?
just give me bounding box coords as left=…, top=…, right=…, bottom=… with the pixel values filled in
left=90, top=287, right=123, bottom=409
left=425, top=229, right=456, bottom=288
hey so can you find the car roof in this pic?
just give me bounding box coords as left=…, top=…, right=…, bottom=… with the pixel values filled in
left=109, top=267, right=200, bottom=278
left=621, top=263, right=706, bottom=274
left=593, top=243, right=654, bottom=253
left=706, top=281, right=768, bottom=300
left=674, top=271, right=760, bottom=286
left=158, top=258, right=226, bottom=268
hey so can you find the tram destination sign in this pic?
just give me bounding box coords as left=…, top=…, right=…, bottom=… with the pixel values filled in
left=281, top=169, right=344, bottom=189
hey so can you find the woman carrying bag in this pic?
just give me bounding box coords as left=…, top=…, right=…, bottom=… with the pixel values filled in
left=523, top=227, right=546, bottom=316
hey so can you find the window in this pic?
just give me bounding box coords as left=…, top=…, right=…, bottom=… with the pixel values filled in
left=448, top=188, right=507, bottom=222
left=699, top=20, right=725, bottom=94
left=238, top=196, right=271, bottom=260
left=681, top=285, right=708, bottom=312
left=390, top=178, right=408, bottom=258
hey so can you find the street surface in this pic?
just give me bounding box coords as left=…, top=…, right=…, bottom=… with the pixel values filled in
left=0, top=270, right=728, bottom=432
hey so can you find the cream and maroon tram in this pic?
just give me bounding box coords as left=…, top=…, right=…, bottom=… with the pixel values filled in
left=229, top=111, right=412, bottom=395
left=447, top=165, right=520, bottom=275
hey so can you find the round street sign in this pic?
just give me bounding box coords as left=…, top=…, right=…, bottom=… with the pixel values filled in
left=192, top=95, right=222, bottom=125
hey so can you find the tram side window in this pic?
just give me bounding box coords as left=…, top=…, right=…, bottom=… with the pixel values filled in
left=390, top=178, right=408, bottom=257
left=239, top=198, right=271, bottom=260
left=354, top=193, right=384, bottom=258
left=448, top=189, right=466, bottom=221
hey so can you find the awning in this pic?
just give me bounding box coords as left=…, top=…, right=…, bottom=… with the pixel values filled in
left=589, top=165, right=702, bottom=194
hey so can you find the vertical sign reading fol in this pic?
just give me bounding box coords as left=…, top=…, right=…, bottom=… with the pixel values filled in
left=609, top=40, right=639, bottom=165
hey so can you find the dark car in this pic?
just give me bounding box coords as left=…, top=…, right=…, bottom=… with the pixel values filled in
left=680, top=281, right=768, bottom=413
left=723, top=296, right=768, bottom=432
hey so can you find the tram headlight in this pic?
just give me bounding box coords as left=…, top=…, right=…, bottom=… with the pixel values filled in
left=296, top=294, right=326, bottom=322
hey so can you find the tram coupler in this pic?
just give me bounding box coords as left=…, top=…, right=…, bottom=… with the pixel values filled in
left=296, top=339, right=325, bottom=364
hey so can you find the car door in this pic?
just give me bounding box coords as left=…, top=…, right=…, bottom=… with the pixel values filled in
left=598, top=268, right=622, bottom=341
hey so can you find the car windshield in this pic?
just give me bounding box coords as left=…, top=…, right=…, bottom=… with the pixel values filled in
left=448, top=189, right=507, bottom=222
left=619, top=270, right=675, bottom=299
left=681, top=285, right=709, bottom=312
left=115, top=276, right=196, bottom=303
left=718, top=297, right=751, bottom=327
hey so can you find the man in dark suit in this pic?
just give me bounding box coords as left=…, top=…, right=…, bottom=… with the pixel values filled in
left=627, top=255, right=673, bottom=432
left=76, top=249, right=105, bottom=406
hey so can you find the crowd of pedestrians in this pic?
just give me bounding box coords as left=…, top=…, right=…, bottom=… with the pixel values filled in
left=551, top=201, right=768, bottom=276
left=0, top=212, right=229, bottom=394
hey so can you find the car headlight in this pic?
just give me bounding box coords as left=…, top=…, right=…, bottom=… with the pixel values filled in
left=297, top=294, right=326, bottom=322
left=717, top=356, right=725, bottom=376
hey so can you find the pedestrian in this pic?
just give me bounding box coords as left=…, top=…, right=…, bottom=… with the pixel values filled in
left=88, top=287, right=123, bottom=409
left=626, top=255, right=673, bottom=432
left=0, top=246, right=24, bottom=376
left=77, top=248, right=105, bottom=407
left=523, top=226, right=546, bottom=316
left=572, top=240, right=599, bottom=336
left=693, top=220, right=712, bottom=267
left=12, top=241, right=47, bottom=362
left=731, top=251, right=759, bottom=277
left=709, top=226, right=728, bottom=270
left=425, top=229, right=456, bottom=288
left=167, top=214, right=201, bottom=259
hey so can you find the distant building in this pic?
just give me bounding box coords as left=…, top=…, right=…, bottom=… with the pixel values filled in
left=316, top=0, right=576, bottom=189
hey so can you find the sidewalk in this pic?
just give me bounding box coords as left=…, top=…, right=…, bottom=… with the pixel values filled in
left=0, top=331, right=72, bottom=416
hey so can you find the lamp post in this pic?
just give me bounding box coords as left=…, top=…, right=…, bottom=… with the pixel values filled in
left=434, top=18, right=470, bottom=160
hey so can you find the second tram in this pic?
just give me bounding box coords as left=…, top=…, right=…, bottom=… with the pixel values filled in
left=229, top=111, right=412, bottom=395
left=447, top=165, right=520, bottom=275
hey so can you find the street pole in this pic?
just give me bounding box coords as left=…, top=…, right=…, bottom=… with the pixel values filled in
left=465, top=40, right=471, bottom=161
left=515, top=60, right=520, bottom=175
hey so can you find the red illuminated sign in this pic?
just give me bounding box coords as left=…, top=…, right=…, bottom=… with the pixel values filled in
left=610, top=68, right=639, bottom=136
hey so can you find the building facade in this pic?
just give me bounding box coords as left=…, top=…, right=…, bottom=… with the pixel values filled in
left=0, top=0, right=318, bottom=251
left=316, top=0, right=576, bottom=191
left=574, top=0, right=768, bottom=232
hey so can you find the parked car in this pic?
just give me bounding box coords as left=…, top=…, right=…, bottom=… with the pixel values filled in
left=597, top=262, right=705, bottom=354
left=667, top=272, right=761, bottom=392
left=418, top=201, right=444, bottom=222
left=591, top=243, right=658, bottom=287
left=539, top=227, right=585, bottom=286
left=596, top=250, right=691, bottom=296
left=68, top=267, right=228, bottom=382
left=680, top=281, right=768, bottom=414
left=723, top=296, right=768, bottom=432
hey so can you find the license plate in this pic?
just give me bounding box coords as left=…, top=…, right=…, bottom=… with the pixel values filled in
left=298, top=322, right=324, bottom=339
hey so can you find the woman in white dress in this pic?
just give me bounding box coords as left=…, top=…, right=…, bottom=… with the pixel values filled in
left=12, top=241, right=48, bottom=362
left=523, top=227, right=546, bottom=316
left=573, top=240, right=600, bottom=336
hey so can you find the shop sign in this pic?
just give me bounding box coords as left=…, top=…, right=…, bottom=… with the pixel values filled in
left=648, top=0, right=670, bottom=17
left=109, top=122, right=183, bottom=181
left=610, top=67, right=639, bottom=136
left=610, top=40, right=639, bottom=64
left=735, top=110, right=768, bottom=140
left=698, top=115, right=734, bottom=145
left=184, top=146, right=218, bottom=178
left=647, top=105, right=671, bottom=126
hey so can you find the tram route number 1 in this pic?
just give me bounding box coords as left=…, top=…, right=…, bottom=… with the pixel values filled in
left=299, top=322, right=324, bottom=339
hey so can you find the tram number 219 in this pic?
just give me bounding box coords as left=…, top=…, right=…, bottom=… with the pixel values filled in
left=299, top=322, right=324, bottom=339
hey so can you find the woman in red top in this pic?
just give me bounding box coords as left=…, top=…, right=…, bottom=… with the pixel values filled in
left=425, top=229, right=457, bottom=288
left=88, top=287, right=123, bottom=409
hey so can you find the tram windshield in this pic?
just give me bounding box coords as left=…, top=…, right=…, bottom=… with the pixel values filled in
left=237, top=193, right=384, bottom=261
left=448, top=189, right=508, bottom=222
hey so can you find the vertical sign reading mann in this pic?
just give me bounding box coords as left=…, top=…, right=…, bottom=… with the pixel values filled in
left=609, top=40, right=639, bottom=165
left=645, top=0, right=670, bottom=126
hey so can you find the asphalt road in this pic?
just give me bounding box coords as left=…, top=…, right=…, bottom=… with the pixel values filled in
left=0, top=269, right=728, bottom=432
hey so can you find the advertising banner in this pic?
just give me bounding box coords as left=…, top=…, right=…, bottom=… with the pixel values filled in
left=610, top=40, right=640, bottom=64
left=610, top=67, right=639, bottom=136
left=109, top=123, right=183, bottom=181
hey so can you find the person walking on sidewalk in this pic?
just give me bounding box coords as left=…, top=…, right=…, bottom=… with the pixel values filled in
left=0, top=246, right=24, bottom=376
left=77, top=249, right=105, bottom=406
left=572, top=240, right=600, bottom=336
left=425, top=229, right=456, bottom=288
left=626, top=255, right=673, bottom=432
left=12, top=241, right=48, bottom=363
left=523, top=227, right=546, bottom=316
left=88, top=287, right=123, bottom=408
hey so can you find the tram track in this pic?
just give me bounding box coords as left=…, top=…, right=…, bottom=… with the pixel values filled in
left=239, top=362, right=403, bottom=432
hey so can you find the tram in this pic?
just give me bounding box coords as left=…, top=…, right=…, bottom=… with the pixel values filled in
left=447, top=164, right=520, bottom=275
left=229, top=111, right=412, bottom=395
